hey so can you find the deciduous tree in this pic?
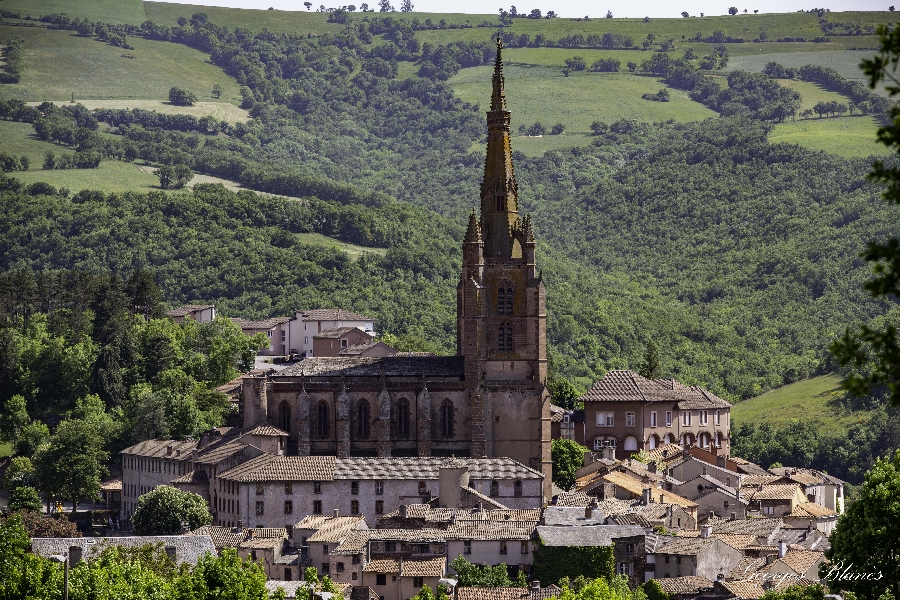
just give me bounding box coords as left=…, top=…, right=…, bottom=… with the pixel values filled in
left=132, top=485, right=212, bottom=535
left=552, top=438, right=588, bottom=490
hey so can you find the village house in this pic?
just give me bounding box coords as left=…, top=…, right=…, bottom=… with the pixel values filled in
left=293, top=514, right=370, bottom=580
left=783, top=502, right=838, bottom=535
left=286, top=309, right=377, bottom=357
left=649, top=532, right=744, bottom=582
left=313, top=327, right=377, bottom=358
left=165, top=304, right=217, bottom=324
left=747, top=484, right=808, bottom=518
left=232, top=316, right=294, bottom=356
left=756, top=546, right=826, bottom=584
left=579, top=371, right=732, bottom=459
left=674, top=476, right=748, bottom=521
left=339, top=340, right=399, bottom=358
left=769, top=467, right=845, bottom=513
left=361, top=556, right=447, bottom=600
left=667, top=454, right=741, bottom=489
left=192, top=524, right=300, bottom=580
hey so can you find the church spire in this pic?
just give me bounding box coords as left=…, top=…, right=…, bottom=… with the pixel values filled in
left=480, top=36, right=520, bottom=260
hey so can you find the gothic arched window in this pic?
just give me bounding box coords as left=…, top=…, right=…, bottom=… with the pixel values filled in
left=497, top=285, right=514, bottom=315
left=498, top=322, right=513, bottom=351
left=316, top=402, right=330, bottom=438
left=440, top=399, right=454, bottom=437
left=393, top=398, right=410, bottom=439
left=279, top=401, right=291, bottom=434
left=356, top=399, right=371, bottom=439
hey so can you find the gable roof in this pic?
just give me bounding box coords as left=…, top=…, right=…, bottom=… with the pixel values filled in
left=218, top=455, right=336, bottom=482
left=750, top=484, right=803, bottom=501
left=579, top=371, right=730, bottom=408
left=32, top=535, right=216, bottom=565
left=788, top=502, right=837, bottom=518
left=717, top=579, right=766, bottom=599
left=308, top=517, right=369, bottom=543
left=315, top=327, right=373, bottom=339
left=541, top=506, right=605, bottom=526
left=446, top=521, right=537, bottom=541
left=273, top=356, right=465, bottom=378
left=458, top=587, right=562, bottom=600
left=536, top=525, right=646, bottom=547
left=166, top=305, right=215, bottom=317
left=363, top=556, right=445, bottom=576
left=600, top=472, right=697, bottom=508
left=655, top=576, right=715, bottom=595
left=553, top=491, right=593, bottom=507
left=296, top=309, right=374, bottom=322
left=192, top=525, right=287, bottom=549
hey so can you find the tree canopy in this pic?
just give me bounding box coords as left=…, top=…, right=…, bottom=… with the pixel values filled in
left=132, top=486, right=213, bottom=535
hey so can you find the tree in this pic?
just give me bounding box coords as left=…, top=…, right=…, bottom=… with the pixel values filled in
left=9, top=486, right=42, bottom=512
left=400, top=0, right=413, bottom=11
left=449, top=555, right=522, bottom=587
left=411, top=585, right=452, bottom=600
left=154, top=164, right=176, bottom=188
left=681, top=11, right=689, bottom=17
left=4, top=456, right=35, bottom=491
left=33, top=418, right=108, bottom=514
left=16, top=420, right=50, bottom=456
left=168, top=87, right=196, bottom=106
left=529, top=9, right=541, bottom=18
left=605, top=10, right=613, bottom=18
left=0, top=515, right=64, bottom=598
left=304, top=1, right=312, bottom=8
left=728, top=6, right=738, bottom=14
left=378, top=0, right=394, bottom=11
left=590, top=120, right=609, bottom=135
left=211, top=83, right=222, bottom=99
left=825, top=450, right=900, bottom=598
left=891, top=5, right=896, bottom=11
left=0, top=394, right=29, bottom=446
left=643, top=580, right=671, bottom=600
left=6, top=509, right=80, bottom=538
left=638, top=340, right=661, bottom=379
left=132, top=485, right=212, bottom=535
left=552, top=438, right=588, bottom=490
left=527, top=122, right=546, bottom=136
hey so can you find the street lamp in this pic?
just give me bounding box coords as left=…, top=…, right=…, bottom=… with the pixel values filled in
left=48, top=553, right=68, bottom=600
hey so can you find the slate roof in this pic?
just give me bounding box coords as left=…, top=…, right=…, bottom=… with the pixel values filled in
left=750, top=484, right=803, bottom=501
left=245, top=425, right=289, bottom=437
left=31, top=535, right=216, bottom=565
left=536, top=525, right=646, bottom=547
left=307, top=517, right=369, bottom=543
left=296, top=309, right=374, bottom=322
left=170, top=469, right=209, bottom=484
left=339, top=341, right=395, bottom=356
left=579, top=371, right=731, bottom=408
left=363, top=556, right=445, bottom=576
left=541, top=506, right=605, bottom=526
left=655, top=537, right=715, bottom=555
left=446, top=521, right=537, bottom=540
left=273, top=356, right=465, bottom=378
left=218, top=455, right=337, bottom=482
left=787, top=502, right=837, bottom=518
left=166, top=305, right=215, bottom=317
left=607, top=514, right=652, bottom=528
left=554, top=491, right=593, bottom=507
left=655, top=576, right=715, bottom=595
left=315, top=327, right=372, bottom=339
left=704, top=516, right=783, bottom=538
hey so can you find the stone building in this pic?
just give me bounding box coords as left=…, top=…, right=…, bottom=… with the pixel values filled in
left=237, top=39, right=552, bottom=501
left=579, top=371, right=732, bottom=460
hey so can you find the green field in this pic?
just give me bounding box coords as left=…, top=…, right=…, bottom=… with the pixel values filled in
left=0, top=120, right=75, bottom=166
left=727, top=49, right=876, bottom=83
left=36, top=99, right=250, bottom=123
left=2, top=0, right=147, bottom=24
left=450, top=65, right=716, bottom=154
left=294, top=233, right=387, bottom=260
left=13, top=160, right=163, bottom=193
left=731, top=374, right=874, bottom=434
left=769, top=115, right=887, bottom=158
left=0, top=25, right=241, bottom=103
left=775, top=78, right=856, bottom=111
left=144, top=1, right=345, bottom=34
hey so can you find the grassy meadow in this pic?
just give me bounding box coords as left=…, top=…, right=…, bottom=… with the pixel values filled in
left=37, top=100, right=250, bottom=123
left=769, top=116, right=887, bottom=158
left=0, top=25, right=241, bottom=103
left=0, top=120, right=75, bottom=166
left=13, top=160, right=164, bottom=193
left=731, top=374, right=874, bottom=434
left=143, top=1, right=346, bottom=34
left=2, top=0, right=147, bottom=24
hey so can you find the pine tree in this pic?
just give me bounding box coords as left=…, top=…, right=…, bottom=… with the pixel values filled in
left=639, top=340, right=661, bottom=379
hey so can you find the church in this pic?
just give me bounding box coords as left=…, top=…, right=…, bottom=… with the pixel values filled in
left=240, top=39, right=553, bottom=502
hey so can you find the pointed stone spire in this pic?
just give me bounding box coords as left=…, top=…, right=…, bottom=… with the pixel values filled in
left=464, top=209, right=483, bottom=244
left=480, top=36, right=520, bottom=259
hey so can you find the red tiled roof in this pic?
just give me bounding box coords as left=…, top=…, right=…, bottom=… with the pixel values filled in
left=579, top=370, right=730, bottom=408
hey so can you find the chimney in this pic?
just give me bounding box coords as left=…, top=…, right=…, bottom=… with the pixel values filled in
left=68, top=546, right=83, bottom=566
left=648, top=462, right=657, bottom=474
left=758, top=484, right=764, bottom=492
left=659, top=493, right=665, bottom=504
left=642, top=489, right=651, bottom=506
left=237, top=520, right=244, bottom=533
left=176, top=449, right=182, bottom=457
left=531, top=581, right=541, bottom=592
left=717, top=455, right=726, bottom=468
left=665, top=505, right=672, bottom=518
left=603, top=446, right=616, bottom=461
left=709, top=511, right=715, bottom=521
left=167, top=445, right=173, bottom=456
left=700, top=525, right=712, bottom=538
left=778, top=541, right=788, bottom=559
left=400, top=505, right=408, bottom=519
left=191, top=448, right=199, bottom=469
left=334, top=509, right=340, bottom=518
left=585, top=506, right=592, bottom=519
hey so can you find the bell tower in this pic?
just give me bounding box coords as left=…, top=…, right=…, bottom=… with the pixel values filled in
left=456, top=38, right=551, bottom=501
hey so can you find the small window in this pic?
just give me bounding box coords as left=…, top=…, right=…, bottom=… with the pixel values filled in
left=606, top=413, right=614, bottom=426
left=650, top=412, right=657, bottom=427
left=514, top=480, right=522, bottom=497
left=375, top=481, right=384, bottom=495
left=351, top=481, right=359, bottom=495
left=376, top=574, right=387, bottom=586
left=666, top=411, right=672, bottom=427
left=375, top=500, right=384, bottom=514
left=418, top=481, right=427, bottom=494
left=700, top=410, right=708, bottom=425
left=256, top=483, right=264, bottom=495
left=490, top=480, right=499, bottom=497
left=625, top=543, right=634, bottom=555
left=285, top=568, right=292, bottom=581
left=499, top=541, right=507, bottom=554
left=715, top=410, right=721, bottom=425
left=618, top=563, right=628, bottom=576
left=284, top=500, right=293, bottom=514
left=323, top=545, right=330, bottom=555
left=724, top=500, right=730, bottom=509
left=677, top=556, right=682, bottom=565
left=664, top=556, right=669, bottom=564
left=385, top=542, right=397, bottom=552
left=464, top=541, right=472, bottom=555
left=314, top=500, right=323, bottom=514
left=256, top=501, right=264, bottom=516
left=352, top=555, right=361, bottom=565
left=285, top=482, right=293, bottom=495
left=337, top=562, right=345, bottom=572
left=351, top=500, right=360, bottom=515
left=520, top=541, right=529, bottom=555
left=352, top=573, right=358, bottom=580
left=414, top=577, right=424, bottom=588
left=682, top=411, right=692, bottom=426
left=322, top=563, right=330, bottom=575
left=314, top=481, right=322, bottom=494
left=626, top=412, right=635, bottom=427
left=342, top=339, right=348, bottom=348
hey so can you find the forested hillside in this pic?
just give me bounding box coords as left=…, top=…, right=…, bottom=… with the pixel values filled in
left=1, top=3, right=898, bottom=406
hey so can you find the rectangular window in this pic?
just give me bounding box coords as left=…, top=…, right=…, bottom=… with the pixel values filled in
left=256, top=501, right=264, bottom=516
left=682, top=412, right=692, bottom=426
left=322, top=563, right=330, bottom=575
left=625, top=544, right=634, bottom=554
left=314, top=481, right=322, bottom=494
left=314, top=500, right=322, bottom=514
left=323, top=545, right=330, bottom=555
left=618, top=563, right=629, bottom=576
left=351, top=500, right=360, bottom=515
left=764, top=505, right=774, bottom=515
left=285, top=482, right=293, bottom=495
left=626, top=412, right=635, bottom=427
left=650, top=412, right=657, bottom=427
left=700, top=410, right=708, bottom=425
left=352, top=555, right=360, bottom=565
left=351, top=481, right=359, bottom=495
left=715, top=410, right=721, bottom=425
left=337, top=562, right=345, bottom=572
left=256, top=483, right=264, bottom=495
left=606, top=412, right=614, bottom=426
left=596, top=412, right=604, bottom=427
left=375, top=481, right=384, bottom=495
left=376, top=574, right=387, bottom=586
left=521, top=541, right=529, bottom=555
left=413, top=577, right=424, bottom=588
left=284, top=501, right=293, bottom=514
left=666, top=411, right=672, bottom=427
left=375, top=501, right=384, bottom=514
left=385, top=542, right=396, bottom=552
left=499, top=541, right=507, bottom=555
left=464, top=541, right=472, bottom=555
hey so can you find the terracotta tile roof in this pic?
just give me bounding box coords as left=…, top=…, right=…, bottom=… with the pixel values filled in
left=100, top=478, right=122, bottom=491
left=367, top=529, right=448, bottom=542
left=601, top=472, right=697, bottom=508
left=769, top=467, right=846, bottom=486
left=750, top=484, right=803, bottom=501
left=607, top=513, right=652, bottom=527
left=457, top=587, right=562, bottom=600
left=704, top=516, right=783, bottom=538
left=549, top=405, right=565, bottom=422
left=461, top=486, right=510, bottom=510
left=191, top=526, right=288, bottom=549
left=244, top=425, right=289, bottom=437
left=788, top=502, right=836, bottom=518
left=231, top=316, right=292, bottom=329
left=554, top=491, right=593, bottom=507
left=592, top=498, right=639, bottom=515
left=458, top=509, right=542, bottom=522
left=655, top=576, right=715, bottom=595
left=727, top=557, right=766, bottom=580
left=647, top=444, right=686, bottom=462
left=170, top=469, right=209, bottom=484
left=711, top=534, right=758, bottom=550
left=740, top=474, right=788, bottom=488
left=773, top=577, right=816, bottom=591
left=333, top=530, right=372, bottom=554
left=121, top=439, right=197, bottom=458
left=315, top=327, right=372, bottom=339
left=274, top=356, right=465, bottom=378
left=579, top=371, right=730, bottom=408
left=195, top=441, right=249, bottom=465
left=446, top=521, right=537, bottom=541
left=363, top=556, right=445, bottom=577
left=307, top=517, right=368, bottom=543
left=297, top=309, right=374, bottom=322
left=333, top=457, right=542, bottom=481
left=218, top=455, right=336, bottom=482
left=339, top=341, right=395, bottom=356
left=718, top=579, right=766, bottom=599
left=166, top=305, right=215, bottom=317
left=767, top=549, right=825, bottom=576
left=655, top=537, right=715, bottom=555
left=240, top=536, right=285, bottom=549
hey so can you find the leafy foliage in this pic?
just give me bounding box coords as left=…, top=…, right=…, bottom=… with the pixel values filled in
left=557, top=576, right=645, bottom=600
left=4, top=509, right=81, bottom=538
left=131, top=485, right=213, bottom=535
left=552, top=438, right=588, bottom=491
left=449, top=555, right=524, bottom=587
left=8, top=486, right=42, bottom=512
left=33, top=417, right=108, bottom=512
left=532, top=544, right=614, bottom=586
